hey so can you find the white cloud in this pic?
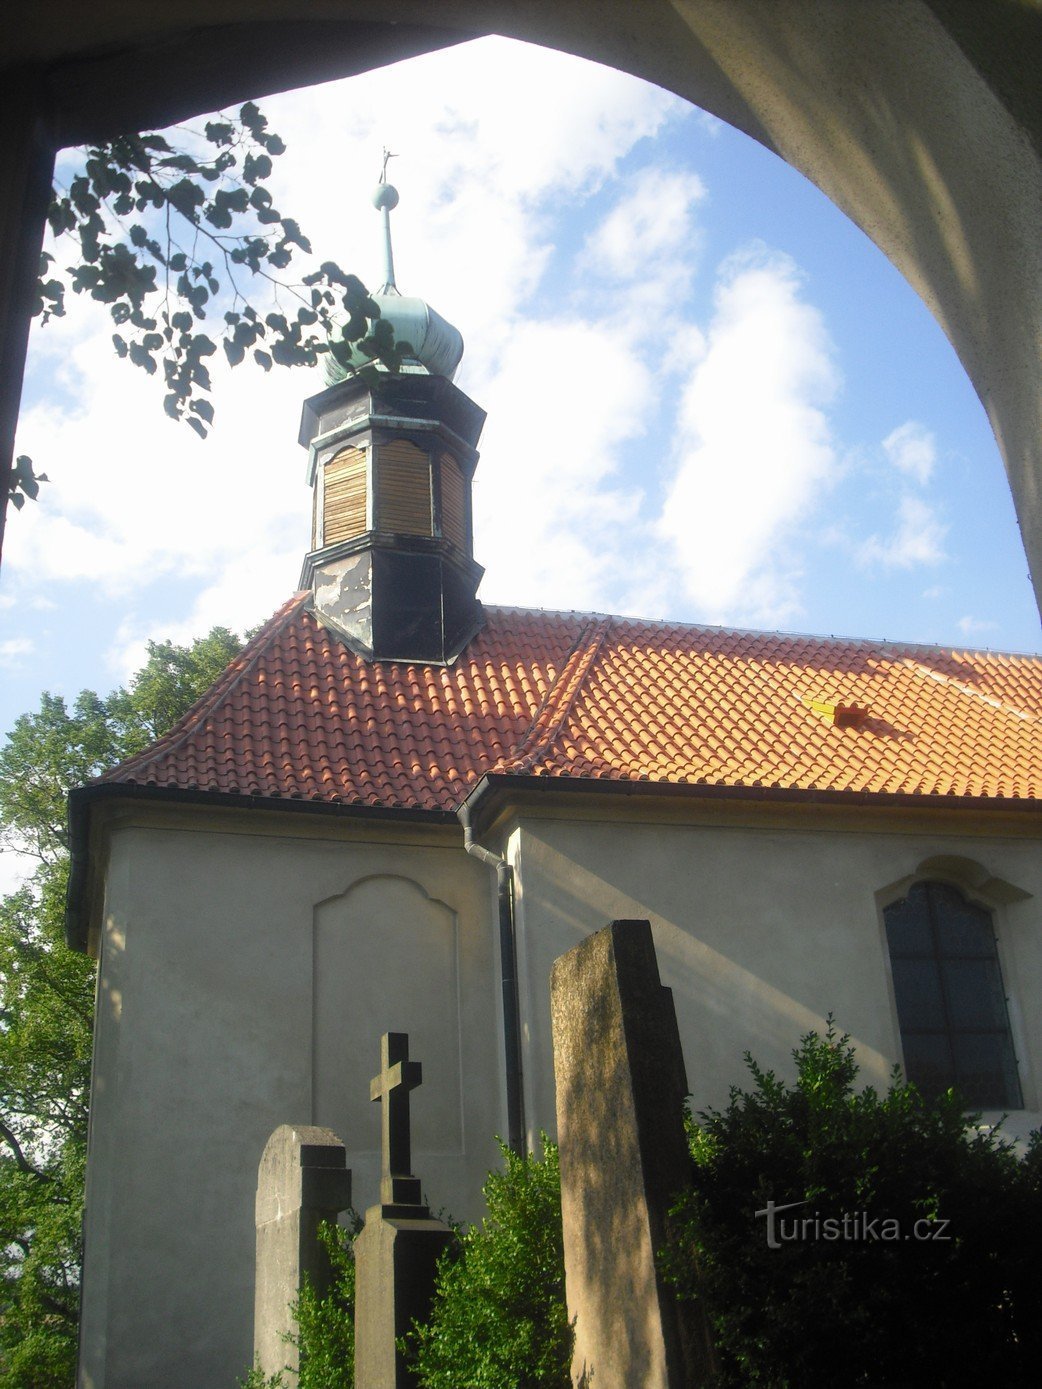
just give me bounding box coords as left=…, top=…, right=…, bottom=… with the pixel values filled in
left=656, top=245, right=839, bottom=623
left=857, top=496, right=947, bottom=569
left=957, top=615, right=999, bottom=637
left=883, top=420, right=936, bottom=486
left=475, top=320, right=652, bottom=611
left=0, top=637, right=35, bottom=667
left=581, top=168, right=706, bottom=283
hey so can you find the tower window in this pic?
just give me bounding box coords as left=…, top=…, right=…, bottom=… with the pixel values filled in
left=322, top=446, right=367, bottom=545
left=439, top=452, right=467, bottom=551
left=376, top=438, right=432, bottom=536
left=884, top=880, right=1022, bottom=1108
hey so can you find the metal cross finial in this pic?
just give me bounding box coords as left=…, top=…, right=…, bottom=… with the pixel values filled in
left=370, top=1032, right=422, bottom=1206
left=380, top=147, right=397, bottom=183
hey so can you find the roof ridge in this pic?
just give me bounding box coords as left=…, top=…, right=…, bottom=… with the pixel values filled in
left=483, top=604, right=1042, bottom=663
left=496, top=615, right=614, bottom=776
left=97, top=593, right=309, bottom=785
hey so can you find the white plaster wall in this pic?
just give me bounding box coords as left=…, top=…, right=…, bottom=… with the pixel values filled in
left=507, top=811, right=1042, bottom=1150
left=80, top=801, right=1042, bottom=1386
left=79, top=815, right=501, bottom=1389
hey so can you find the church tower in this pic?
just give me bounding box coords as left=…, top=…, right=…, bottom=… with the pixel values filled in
left=298, top=169, right=486, bottom=664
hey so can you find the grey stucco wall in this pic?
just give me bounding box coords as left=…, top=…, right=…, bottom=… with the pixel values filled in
left=79, top=799, right=1042, bottom=1386
left=80, top=814, right=501, bottom=1389
left=507, top=808, right=1042, bottom=1146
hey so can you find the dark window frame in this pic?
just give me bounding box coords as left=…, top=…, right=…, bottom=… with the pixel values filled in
left=883, top=880, right=1023, bottom=1109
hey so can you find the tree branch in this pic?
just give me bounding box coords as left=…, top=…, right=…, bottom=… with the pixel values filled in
left=0, top=1116, right=51, bottom=1181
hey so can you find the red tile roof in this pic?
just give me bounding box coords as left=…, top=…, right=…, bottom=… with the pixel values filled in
left=97, top=595, right=1042, bottom=811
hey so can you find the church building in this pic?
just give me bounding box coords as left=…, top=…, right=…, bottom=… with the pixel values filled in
left=67, top=180, right=1042, bottom=1388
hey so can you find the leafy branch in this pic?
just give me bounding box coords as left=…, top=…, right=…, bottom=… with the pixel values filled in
left=6, top=455, right=48, bottom=510
left=36, top=102, right=403, bottom=443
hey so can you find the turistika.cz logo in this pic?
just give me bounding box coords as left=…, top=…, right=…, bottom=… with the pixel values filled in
left=755, top=1199, right=951, bottom=1249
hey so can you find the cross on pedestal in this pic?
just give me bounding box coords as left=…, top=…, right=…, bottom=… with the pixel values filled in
left=370, top=1032, right=423, bottom=1207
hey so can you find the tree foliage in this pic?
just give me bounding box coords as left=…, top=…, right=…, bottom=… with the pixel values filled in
left=0, top=629, right=245, bottom=1386
left=37, top=107, right=405, bottom=442
left=663, top=1021, right=1042, bottom=1387
left=409, top=1137, right=572, bottom=1389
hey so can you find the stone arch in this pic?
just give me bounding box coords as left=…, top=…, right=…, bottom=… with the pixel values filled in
left=5, top=4, right=1042, bottom=607
left=311, top=872, right=464, bottom=1161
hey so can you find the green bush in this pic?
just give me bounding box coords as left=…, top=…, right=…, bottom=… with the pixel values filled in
left=663, top=1020, right=1042, bottom=1387
left=408, top=1136, right=572, bottom=1389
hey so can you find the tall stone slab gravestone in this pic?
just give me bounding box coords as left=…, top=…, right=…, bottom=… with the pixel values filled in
left=354, top=1032, right=454, bottom=1389
left=254, top=1124, right=353, bottom=1384
left=551, top=919, right=715, bottom=1388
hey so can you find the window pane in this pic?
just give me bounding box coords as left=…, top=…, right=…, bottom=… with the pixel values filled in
left=951, top=1032, right=1023, bottom=1109
left=884, top=885, right=932, bottom=956
left=928, top=883, right=994, bottom=956
left=942, top=957, right=1008, bottom=1030
left=890, top=957, right=945, bottom=1031
left=901, top=1031, right=954, bottom=1098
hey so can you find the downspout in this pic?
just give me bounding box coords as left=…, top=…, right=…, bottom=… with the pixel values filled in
left=458, top=803, right=525, bottom=1154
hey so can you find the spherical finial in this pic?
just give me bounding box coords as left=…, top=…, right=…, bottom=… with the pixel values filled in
left=372, top=182, right=399, bottom=212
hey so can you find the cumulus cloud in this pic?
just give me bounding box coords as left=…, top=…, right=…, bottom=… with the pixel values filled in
left=857, top=496, right=947, bottom=569
left=0, top=638, right=35, bottom=667
left=474, top=321, right=652, bottom=611
left=882, top=420, right=936, bottom=485
left=957, top=615, right=998, bottom=638
left=655, top=245, right=839, bottom=623
left=581, top=167, right=706, bottom=283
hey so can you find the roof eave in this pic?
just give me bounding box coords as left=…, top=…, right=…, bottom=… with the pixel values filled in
left=460, top=771, right=1042, bottom=833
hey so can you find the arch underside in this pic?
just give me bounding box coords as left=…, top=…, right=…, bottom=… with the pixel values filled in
left=5, top=0, right=1042, bottom=618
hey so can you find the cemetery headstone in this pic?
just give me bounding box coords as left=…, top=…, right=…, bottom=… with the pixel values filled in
left=354, top=1032, right=454, bottom=1388
left=551, top=919, right=715, bottom=1388
left=254, top=1123, right=353, bottom=1383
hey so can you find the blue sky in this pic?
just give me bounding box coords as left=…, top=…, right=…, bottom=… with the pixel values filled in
left=2, top=35, right=1039, bottom=766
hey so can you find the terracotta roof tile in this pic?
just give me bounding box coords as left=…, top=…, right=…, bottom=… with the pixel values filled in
left=97, top=599, right=1042, bottom=811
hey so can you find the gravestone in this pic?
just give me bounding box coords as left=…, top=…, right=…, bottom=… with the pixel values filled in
left=254, top=1124, right=353, bottom=1383
left=354, top=1032, right=454, bottom=1388
left=551, top=919, right=715, bottom=1388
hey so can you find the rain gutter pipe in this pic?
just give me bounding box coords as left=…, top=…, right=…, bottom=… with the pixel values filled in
left=458, top=803, right=525, bottom=1154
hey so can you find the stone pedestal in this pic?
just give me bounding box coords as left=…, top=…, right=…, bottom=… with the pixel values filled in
left=353, top=1206, right=454, bottom=1388
left=551, top=919, right=714, bottom=1388
left=254, top=1124, right=352, bottom=1384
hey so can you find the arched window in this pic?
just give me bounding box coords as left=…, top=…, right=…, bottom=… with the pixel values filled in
left=884, top=881, right=1022, bottom=1108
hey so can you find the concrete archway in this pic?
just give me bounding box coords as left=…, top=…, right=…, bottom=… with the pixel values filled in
left=3, top=1, right=1041, bottom=615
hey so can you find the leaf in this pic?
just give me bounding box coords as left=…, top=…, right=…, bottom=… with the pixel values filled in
left=253, top=349, right=272, bottom=371
left=186, top=416, right=207, bottom=439
left=243, top=153, right=273, bottom=186
left=189, top=399, right=215, bottom=424
left=203, top=121, right=235, bottom=147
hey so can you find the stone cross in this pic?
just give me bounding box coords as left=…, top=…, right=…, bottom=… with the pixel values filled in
left=370, top=1030, right=423, bottom=1208
left=355, top=1032, right=454, bottom=1388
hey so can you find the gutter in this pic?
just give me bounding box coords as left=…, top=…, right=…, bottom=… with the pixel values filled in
left=458, top=801, right=525, bottom=1155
